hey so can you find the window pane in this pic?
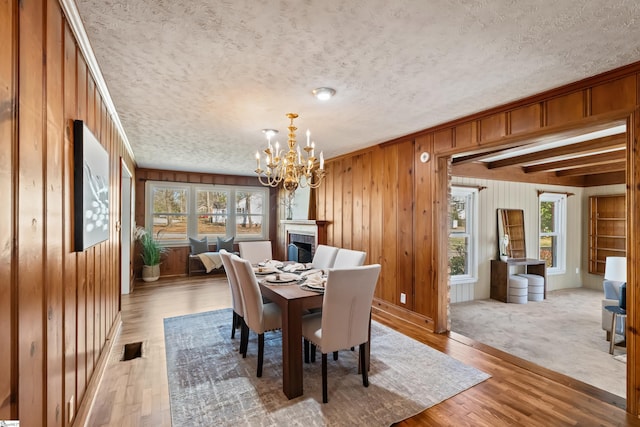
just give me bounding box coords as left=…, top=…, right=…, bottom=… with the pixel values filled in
left=451, top=195, right=467, bottom=231
left=153, top=188, right=187, bottom=213
left=236, top=215, right=263, bottom=236
left=540, top=201, right=555, bottom=233
left=153, top=214, right=187, bottom=240
left=539, top=235, right=557, bottom=267
left=449, top=236, right=469, bottom=275
left=197, top=190, right=228, bottom=214
left=197, top=214, right=227, bottom=236
left=236, top=191, right=264, bottom=215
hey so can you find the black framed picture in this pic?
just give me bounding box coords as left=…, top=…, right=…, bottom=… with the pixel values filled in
left=74, top=120, right=110, bottom=251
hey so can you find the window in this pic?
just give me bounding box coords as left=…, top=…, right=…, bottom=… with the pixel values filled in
left=146, top=181, right=269, bottom=244
left=539, top=193, right=566, bottom=274
left=150, top=184, right=188, bottom=241
left=449, top=187, right=478, bottom=283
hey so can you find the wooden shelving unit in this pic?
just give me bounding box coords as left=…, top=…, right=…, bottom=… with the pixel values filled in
left=588, top=194, right=626, bottom=275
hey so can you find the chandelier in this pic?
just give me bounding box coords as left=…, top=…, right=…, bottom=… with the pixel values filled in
left=254, top=113, right=325, bottom=192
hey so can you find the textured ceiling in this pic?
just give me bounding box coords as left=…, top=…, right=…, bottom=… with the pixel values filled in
left=75, top=0, right=640, bottom=176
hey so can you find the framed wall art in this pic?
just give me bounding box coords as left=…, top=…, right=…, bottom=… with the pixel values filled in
left=74, top=119, right=110, bottom=251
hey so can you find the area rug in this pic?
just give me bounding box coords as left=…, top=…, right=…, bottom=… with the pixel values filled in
left=164, top=309, right=490, bottom=426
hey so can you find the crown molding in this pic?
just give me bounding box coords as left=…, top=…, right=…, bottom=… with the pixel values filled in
left=58, top=0, right=135, bottom=161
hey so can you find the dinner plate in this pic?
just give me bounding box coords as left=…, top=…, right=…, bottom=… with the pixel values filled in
left=305, top=281, right=326, bottom=290
left=265, top=274, right=298, bottom=284
left=254, top=267, right=277, bottom=275
left=300, top=284, right=324, bottom=293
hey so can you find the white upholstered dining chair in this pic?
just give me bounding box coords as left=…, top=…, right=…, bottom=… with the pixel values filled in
left=301, top=264, right=381, bottom=403
left=219, top=249, right=247, bottom=353
left=332, top=248, right=366, bottom=268
left=238, top=241, right=273, bottom=265
left=311, top=244, right=339, bottom=269
left=230, top=254, right=282, bottom=377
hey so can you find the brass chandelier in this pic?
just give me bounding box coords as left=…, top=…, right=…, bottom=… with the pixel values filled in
left=254, top=113, right=325, bottom=192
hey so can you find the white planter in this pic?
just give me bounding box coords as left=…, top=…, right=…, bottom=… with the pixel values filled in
left=142, top=264, right=160, bottom=282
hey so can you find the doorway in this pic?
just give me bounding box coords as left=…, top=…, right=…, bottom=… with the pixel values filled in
left=120, top=161, right=133, bottom=295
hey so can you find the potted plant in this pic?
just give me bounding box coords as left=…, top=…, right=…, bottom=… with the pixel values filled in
left=135, top=226, right=169, bottom=282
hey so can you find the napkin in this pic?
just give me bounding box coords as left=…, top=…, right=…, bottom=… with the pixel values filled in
left=283, top=263, right=312, bottom=272
left=260, top=260, right=284, bottom=268
left=300, top=268, right=323, bottom=277
left=304, top=272, right=327, bottom=288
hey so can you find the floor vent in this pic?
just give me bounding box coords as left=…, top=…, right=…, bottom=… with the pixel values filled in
left=122, top=341, right=143, bottom=361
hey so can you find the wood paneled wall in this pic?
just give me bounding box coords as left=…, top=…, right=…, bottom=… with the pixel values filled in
left=0, top=0, right=135, bottom=425
left=318, top=64, right=640, bottom=414
left=134, top=168, right=278, bottom=278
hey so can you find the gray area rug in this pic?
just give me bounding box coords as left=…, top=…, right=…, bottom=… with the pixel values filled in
left=164, top=309, right=490, bottom=426
left=451, top=288, right=626, bottom=398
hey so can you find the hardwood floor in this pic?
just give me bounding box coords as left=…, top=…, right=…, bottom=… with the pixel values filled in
left=87, top=275, right=637, bottom=426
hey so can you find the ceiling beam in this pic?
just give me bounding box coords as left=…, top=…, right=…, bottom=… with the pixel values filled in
left=523, top=149, right=626, bottom=173
left=486, top=134, right=626, bottom=169
left=555, top=161, right=626, bottom=177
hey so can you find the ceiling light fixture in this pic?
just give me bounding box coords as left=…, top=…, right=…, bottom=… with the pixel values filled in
left=254, top=113, right=325, bottom=192
left=312, top=87, right=336, bottom=101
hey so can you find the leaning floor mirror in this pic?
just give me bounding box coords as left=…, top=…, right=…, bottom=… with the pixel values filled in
left=497, top=208, right=526, bottom=259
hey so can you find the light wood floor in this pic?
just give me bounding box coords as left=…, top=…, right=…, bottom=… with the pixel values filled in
left=86, top=275, right=637, bottom=426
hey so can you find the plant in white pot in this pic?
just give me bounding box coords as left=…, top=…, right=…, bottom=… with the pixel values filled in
left=135, top=227, right=169, bottom=282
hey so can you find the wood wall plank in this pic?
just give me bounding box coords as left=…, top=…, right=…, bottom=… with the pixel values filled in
left=381, top=144, right=399, bottom=303
left=397, top=140, right=414, bottom=307
left=351, top=154, right=363, bottom=250
left=45, top=2, right=64, bottom=425
left=332, top=160, right=343, bottom=248
left=62, top=23, right=78, bottom=425
left=361, top=153, right=371, bottom=263
left=413, top=135, right=433, bottom=316
left=324, top=162, right=334, bottom=244
left=17, top=0, right=45, bottom=425
left=341, top=157, right=353, bottom=249
left=369, top=148, right=384, bottom=298
left=0, top=0, right=16, bottom=420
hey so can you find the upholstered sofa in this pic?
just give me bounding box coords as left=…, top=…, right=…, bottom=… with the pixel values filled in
left=602, top=279, right=625, bottom=340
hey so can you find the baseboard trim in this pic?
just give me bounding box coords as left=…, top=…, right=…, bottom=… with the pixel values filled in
left=72, top=312, right=123, bottom=426
left=372, top=298, right=435, bottom=332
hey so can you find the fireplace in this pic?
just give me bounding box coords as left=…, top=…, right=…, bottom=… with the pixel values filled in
left=288, top=242, right=312, bottom=263
left=287, top=232, right=315, bottom=262
left=280, top=219, right=329, bottom=261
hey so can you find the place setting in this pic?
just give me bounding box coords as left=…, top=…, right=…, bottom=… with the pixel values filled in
left=299, top=272, right=327, bottom=293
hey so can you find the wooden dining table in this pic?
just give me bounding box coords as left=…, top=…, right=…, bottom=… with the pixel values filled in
left=258, top=280, right=323, bottom=399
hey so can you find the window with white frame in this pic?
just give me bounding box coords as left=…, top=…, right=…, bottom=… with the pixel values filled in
left=539, top=192, right=567, bottom=274
left=146, top=181, right=269, bottom=244
left=449, top=187, right=478, bottom=283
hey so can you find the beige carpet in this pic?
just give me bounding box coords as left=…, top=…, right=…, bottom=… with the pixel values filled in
left=451, top=287, right=626, bottom=398
left=164, top=309, right=490, bottom=426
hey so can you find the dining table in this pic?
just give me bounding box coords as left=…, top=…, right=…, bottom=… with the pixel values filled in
left=258, top=276, right=324, bottom=399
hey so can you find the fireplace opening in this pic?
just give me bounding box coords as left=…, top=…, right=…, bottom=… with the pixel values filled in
left=288, top=242, right=313, bottom=263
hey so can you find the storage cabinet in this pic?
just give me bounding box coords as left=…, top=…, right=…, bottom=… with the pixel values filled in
left=588, top=194, right=626, bottom=275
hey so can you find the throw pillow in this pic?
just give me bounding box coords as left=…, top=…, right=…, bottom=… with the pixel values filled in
left=189, top=237, right=209, bottom=255
left=217, top=236, right=234, bottom=252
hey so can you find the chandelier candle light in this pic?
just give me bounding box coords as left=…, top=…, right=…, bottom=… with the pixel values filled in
left=255, top=113, right=326, bottom=192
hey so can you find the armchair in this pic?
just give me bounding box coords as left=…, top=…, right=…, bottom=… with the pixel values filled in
left=601, top=256, right=627, bottom=342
